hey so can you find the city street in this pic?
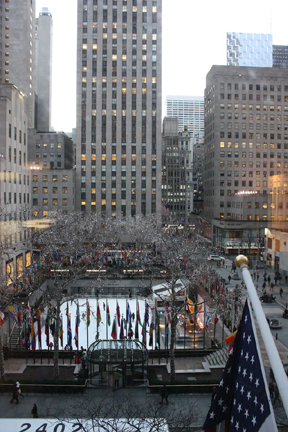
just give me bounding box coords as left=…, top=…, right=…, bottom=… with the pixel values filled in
left=210, top=256, right=288, bottom=353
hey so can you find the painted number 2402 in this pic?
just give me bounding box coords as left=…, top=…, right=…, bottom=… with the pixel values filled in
left=19, top=423, right=85, bottom=432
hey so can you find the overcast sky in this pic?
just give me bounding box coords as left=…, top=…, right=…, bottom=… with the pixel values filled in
left=36, top=0, right=288, bottom=132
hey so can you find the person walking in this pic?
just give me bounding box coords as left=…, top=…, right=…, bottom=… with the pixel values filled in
left=280, top=287, right=284, bottom=297
left=270, top=282, right=274, bottom=292
left=257, top=273, right=260, bottom=282
left=268, top=275, right=271, bottom=284
left=160, top=385, right=169, bottom=405
left=262, top=281, right=266, bottom=292
left=16, top=381, right=24, bottom=398
left=10, top=382, right=19, bottom=404
left=31, top=404, right=38, bottom=418
left=228, top=275, right=231, bottom=284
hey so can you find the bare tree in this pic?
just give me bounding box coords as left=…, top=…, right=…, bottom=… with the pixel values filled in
left=60, top=390, right=198, bottom=432
left=31, top=211, right=110, bottom=379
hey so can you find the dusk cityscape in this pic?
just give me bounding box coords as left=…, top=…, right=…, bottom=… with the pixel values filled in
left=0, top=0, right=288, bottom=431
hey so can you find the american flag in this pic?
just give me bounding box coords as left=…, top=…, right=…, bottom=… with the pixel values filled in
left=202, top=300, right=277, bottom=432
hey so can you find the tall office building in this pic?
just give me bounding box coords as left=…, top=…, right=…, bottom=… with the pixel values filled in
left=35, top=7, right=53, bottom=131
left=166, top=96, right=204, bottom=139
left=227, top=33, right=273, bottom=67
left=2, top=0, right=36, bottom=128
left=204, top=65, right=288, bottom=252
left=76, top=0, right=162, bottom=217
left=0, top=84, right=31, bottom=284
left=162, top=118, right=192, bottom=220
left=273, top=45, right=288, bottom=68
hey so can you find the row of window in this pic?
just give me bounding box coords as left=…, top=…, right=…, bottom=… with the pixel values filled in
left=219, top=214, right=288, bottom=222
left=220, top=83, right=288, bottom=92
left=220, top=142, right=288, bottom=149
left=220, top=202, right=288, bottom=209
left=220, top=112, right=288, bottom=121
left=36, top=143, right=62, bottom=149
left=220, top=132, right=288, bottom=139
left=8, top=147, right=25, bottom=165
left=219, top=152, right=288, bottom=159
left=220, top=94, right=288, bottom=102
left=32, top=175, right=68, bottom=182
left=4, top=171, right=29, bottom=185
left=36, top=152, right=62, bottom=158
left=33, top=187, right=68, bottom=194
left=8, top=124, right=26, bottom=144
left=220, top=162, right=288, bottom=168
left=33, top=198, right=68, bottom=206
left=220, top=104, right=288, bottom=111
left=4, top=192, right=29, bottom=205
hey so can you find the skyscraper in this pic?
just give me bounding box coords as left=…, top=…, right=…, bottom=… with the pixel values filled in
left=76, top=0, right=162, bottom=217
left=273, top=45, right=288, bottom=68
left=35, top=7, right=53, bottom=131
left=204, top=65, right=288, bottom=252
left=166, top=96, right=204, bottom=139
left=227, top=33, right=273, bottom=67
left=2, top=0, right=36, bottom=128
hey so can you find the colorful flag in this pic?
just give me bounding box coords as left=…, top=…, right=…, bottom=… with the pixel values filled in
left=225, top=330, right=238, bottom=352
left=126, top=302, right=130, bottom=322
left=155, top=309, right=160, bottom=347
left=17, top=306, right=22, bottom=327
left=165, top=303, right=171, bottom=324
left=75, top=302, right=80, bottom=349
left=59, top=315, right=63, bottom=348
left=21, top=322, right=26, bottom=348
left=107, top=301, right=111, bottom=326
left=45, top=316, right=50, bottom=348
left=135, top=310, right=139, bottom=339
left=8, top=305, right=17, bottom=323
left=26, top=302, right=31, bottom=324
left=0, top=311, right=4, bottom=326
left=111, top=316, right=117, bottom=340
left=202, top=300, right=277, bottom=432
left=136, top=301, right=142, bottom=326
left=66, top=303, right=72, bottom=348
left=97, top=302, right=101, bottom=325
left=87, top=301, right=91, bottom=327
left=149, top=321, right=154, bottom=347
left=120, top=316, right=124, bottom=340
left=117, top=301, right=120, bottom=327
left=128, top=314, right=132, bottom=338
left=145, top=301, right=149, bottom=327
left=36, top=307, right=41, bottom=349
left=31, top=316, right=36, bottom=351
left=67, top=314, right=72, bottom=348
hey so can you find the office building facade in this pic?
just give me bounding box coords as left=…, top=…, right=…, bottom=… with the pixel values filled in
left=35, top=8, right=53, bottom=131
left=162, top=118, right=192, bottom=220
left=75, top=0, right=162, bottom=217
left=204, top=65, right=288, bottom=253
left=166, top=96, right=204, bottom=140
left=273, top=45, right=288, bottom=68
left=227, top=33, right=273, bottom=67
left=0, top=84, right=31, bottom=285
left=28, top=131, right=75, bottom=216
left=3, top=0, right=36, bottom=128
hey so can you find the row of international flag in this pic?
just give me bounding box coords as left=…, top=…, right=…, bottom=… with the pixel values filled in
left=2, top=300, right=164, bottom=350
left=2, top=296, right=212, bottom=351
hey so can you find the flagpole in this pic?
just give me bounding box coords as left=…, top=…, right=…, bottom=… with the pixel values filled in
left=97, top=299, right=99, bottom=340
left=106, top=299, right=108, bottom=340
left=237, top=254, right=288, bottom=417
left=86, top=300, right=88, bottom=349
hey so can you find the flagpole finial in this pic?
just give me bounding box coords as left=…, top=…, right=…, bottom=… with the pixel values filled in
left=235, top=254, right=249, bottom=267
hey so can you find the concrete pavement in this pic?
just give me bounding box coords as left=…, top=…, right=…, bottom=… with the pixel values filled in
left=0, top=388, right=211, bottom=431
